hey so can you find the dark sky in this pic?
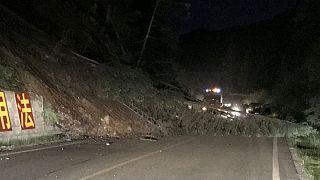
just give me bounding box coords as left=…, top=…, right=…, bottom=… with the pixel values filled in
left=183, top=0, right=298, bottom=33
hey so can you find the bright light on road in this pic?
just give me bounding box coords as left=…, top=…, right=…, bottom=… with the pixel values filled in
left=213, top=88, right=221, bottom=93
left=231, top=111, right=241, bottom=117
left=231, top=106, right=241, bottom=112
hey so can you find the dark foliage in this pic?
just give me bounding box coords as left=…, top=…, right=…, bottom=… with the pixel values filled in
left=1, top=0, right=185, bottom=65
left=179, top=12, right=295, bottom=93
left=179, top=0, right=320, bottom=124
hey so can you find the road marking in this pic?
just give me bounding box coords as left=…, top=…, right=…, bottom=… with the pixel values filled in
left=79, top=139, right=193, bottom=180
left=0, top=141, right=85, bottom=157
left=273, top=137, right=280, bottom=180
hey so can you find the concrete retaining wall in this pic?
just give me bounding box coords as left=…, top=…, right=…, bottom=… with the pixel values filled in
left=0, top=91, right=59, bottom=143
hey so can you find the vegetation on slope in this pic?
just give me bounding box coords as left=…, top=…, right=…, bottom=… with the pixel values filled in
left=0, top=0, right=318, bottom=142
left=295, top=133, right=320, bottom=180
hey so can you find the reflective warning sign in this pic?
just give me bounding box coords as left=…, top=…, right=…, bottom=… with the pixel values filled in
left=0, top=91, right=12, bottom=132
left=16, top=92, right=35, bottom=129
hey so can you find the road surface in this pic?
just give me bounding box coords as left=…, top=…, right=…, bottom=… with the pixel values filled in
left=0, top=136, right=300, bottom=180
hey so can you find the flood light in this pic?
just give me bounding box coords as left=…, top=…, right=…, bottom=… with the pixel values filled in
left=213, top=88, right=221, bottom=93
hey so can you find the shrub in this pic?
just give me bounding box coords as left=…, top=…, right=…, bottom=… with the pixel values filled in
left=0, top=64, right=15, bottom=90
left=44, top=103, right=59, bottom=127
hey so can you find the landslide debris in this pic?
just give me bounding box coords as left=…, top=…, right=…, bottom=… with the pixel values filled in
left=0, top=5, right=161, bottom=138
left=0, top=3, right=311, bottom=139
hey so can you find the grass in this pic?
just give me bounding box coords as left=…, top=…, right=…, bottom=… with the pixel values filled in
left=302, top=155, right=320, bottom=180
left=295, top=133, right=320, bottom=180
left=44, top=103, right=59, bottom=126
left=0, top=64, right=23, bottom=91
left=0, top=134, right=62, bottom=147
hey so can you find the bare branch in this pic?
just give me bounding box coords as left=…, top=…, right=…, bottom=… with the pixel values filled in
left=70, top=50, right=100, bottom=65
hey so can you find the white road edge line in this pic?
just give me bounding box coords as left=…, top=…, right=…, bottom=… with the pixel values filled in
left=79, top=139, right=193, bottom=180
left=273, top=137, right=280, bottom=180
left=0, top=141, right=85, bottom=157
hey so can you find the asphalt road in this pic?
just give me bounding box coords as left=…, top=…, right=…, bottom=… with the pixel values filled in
left=0, top=136, right=300, bottom=180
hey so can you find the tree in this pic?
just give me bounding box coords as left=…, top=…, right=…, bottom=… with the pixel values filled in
left=270, top=0, right=320, bottom=123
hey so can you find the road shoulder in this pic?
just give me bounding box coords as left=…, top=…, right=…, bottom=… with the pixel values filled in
left=287, top=139, right=309, bottom=180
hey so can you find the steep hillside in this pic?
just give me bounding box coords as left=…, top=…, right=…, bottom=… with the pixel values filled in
left=0, top=2, right=314, bottom=139
left=0, top=5, right=161, bottom=138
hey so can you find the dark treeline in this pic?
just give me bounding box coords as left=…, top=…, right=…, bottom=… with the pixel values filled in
left=180, top=13, right=293, bottom=92
left=0, top=0, right=189, bottom=88
left=180, top=0, right=320, bottom=127
left=1, top=0, right=186, bottom=67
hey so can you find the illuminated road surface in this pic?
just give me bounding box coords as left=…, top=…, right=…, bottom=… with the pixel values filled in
left=0, top=136, right=300, bottom=180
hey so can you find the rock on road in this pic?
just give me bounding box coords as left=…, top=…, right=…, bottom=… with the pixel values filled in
left=0, top=136, right=300, bottom=180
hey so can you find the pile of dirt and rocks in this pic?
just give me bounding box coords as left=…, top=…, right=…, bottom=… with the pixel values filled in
left=0, top=4, right=311, bottom=139
left=0, top=5, right=162, bottom=138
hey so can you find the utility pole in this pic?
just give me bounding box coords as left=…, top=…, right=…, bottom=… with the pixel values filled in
left=137, top=0, right=161, bottom=67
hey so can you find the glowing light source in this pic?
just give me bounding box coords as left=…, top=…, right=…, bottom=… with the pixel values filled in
left=231, top=111, right=241, bottom=117
left=206, top=87, right=221, bottom=93
left=213, top=88, right=221, bottom=93
left=231, top=106, right=241, bottom=112
left=202, top=106, right=207, bottom=111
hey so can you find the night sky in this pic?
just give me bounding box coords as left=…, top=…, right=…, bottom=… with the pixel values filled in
left=183, top=0, right=299, bottom=33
